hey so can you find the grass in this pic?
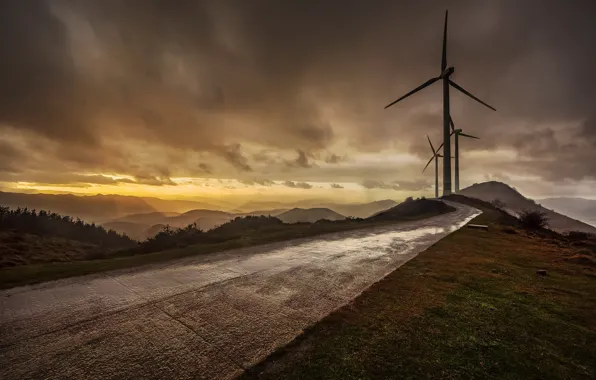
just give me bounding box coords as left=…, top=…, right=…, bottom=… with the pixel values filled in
left=0, top=216, right=433, bottom=290
left=241, top=199, right=596, bottom=380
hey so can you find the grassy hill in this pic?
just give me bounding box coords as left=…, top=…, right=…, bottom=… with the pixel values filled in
left=0, top=207, right=136, bottom=267
left=459, top=181, right=596, bottom=234
left=370, top=197, right=455, bottom=221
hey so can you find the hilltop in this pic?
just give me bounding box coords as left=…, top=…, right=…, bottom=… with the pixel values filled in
left=458, top=181, right=596, bottom=234
left=276, top=208, right=346, bottom=224
left=370, top=198, right=455, bottom=221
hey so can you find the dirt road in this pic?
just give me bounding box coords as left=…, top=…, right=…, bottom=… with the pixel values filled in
left=0, top=201, right=480, bottom=380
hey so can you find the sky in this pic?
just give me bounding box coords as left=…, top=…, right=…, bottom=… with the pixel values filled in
left=1, top=0, right=595, bottom=203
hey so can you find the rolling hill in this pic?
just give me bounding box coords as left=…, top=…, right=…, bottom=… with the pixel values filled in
left=370, top=198, right=455, bottom=221
left=458, top=182, right=596, bottom=234
left=276, top=208, right=346, bottom=224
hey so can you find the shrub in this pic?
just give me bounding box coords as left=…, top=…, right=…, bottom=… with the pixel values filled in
left=517, top=209, right=548, bottom=230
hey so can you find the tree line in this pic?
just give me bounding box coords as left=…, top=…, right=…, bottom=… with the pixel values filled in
left=0, top=206, right=136, bottom=249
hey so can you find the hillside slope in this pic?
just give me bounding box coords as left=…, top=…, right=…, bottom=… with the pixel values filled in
left=370, top=198, right=455, bottom=221
left=277, top=208, right=346, bottom=223
left=458, top=181, right=596, bottom=234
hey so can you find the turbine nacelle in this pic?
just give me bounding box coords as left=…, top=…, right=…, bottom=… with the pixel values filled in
left=440, top=66, right=455, bottom=79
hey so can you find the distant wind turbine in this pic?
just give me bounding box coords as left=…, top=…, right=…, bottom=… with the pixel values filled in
left=423, top=135, right=444, bottom=199
left=450, top=117, right=479, bottom=193
left=385, top=10, right=496, bottom=196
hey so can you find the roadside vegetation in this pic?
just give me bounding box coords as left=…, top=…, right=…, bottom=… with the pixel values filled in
left=242, top=195, right=596, bottom=380
left=0, top=197, right=453, bottom=289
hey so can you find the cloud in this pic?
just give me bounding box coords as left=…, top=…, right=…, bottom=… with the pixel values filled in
left=217, top=144, right=252, bottom=172
left=325, top=154, right=343, bottom=164
left=283, top=181, right=312, bottom=189
left=330, top=183, right=344, bottom=189
left=286, top=149, right=312, bottom=168
left=239, top=178, right=275, bottom=186
left=0, top=1, right=595, bottom=196
left=361, top=180, right=399, bottom=191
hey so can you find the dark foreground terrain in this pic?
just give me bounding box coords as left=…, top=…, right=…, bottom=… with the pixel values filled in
left=242, top=196, right=596, bottom=380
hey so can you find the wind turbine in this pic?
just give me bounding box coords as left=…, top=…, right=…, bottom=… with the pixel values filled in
left=384, top=10, right=496, bottom=196
left=450, top=117, right=479, bottom=193
left=423, top=135, right=443, bottom=198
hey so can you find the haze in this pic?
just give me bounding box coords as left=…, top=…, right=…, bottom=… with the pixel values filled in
left=1, top=0, right=595, bottom=204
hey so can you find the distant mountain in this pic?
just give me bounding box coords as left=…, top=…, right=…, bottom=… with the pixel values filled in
left=236, top=209, right=289, bottom=217
left=140, top=197, right=227, bottom=213
left=164, top=209, right=234, bottom=230
left=538, top=197, right=596, bottom=228
left=111, top=211, right=180, bottom=225
left=276, top=208, right=346, bottom=224
left=234, top=201, right=293, bottom=213
left=0, top=191, right=156, bottom=223
left=326, top=200, right=398, bottom=218
left=458, top=182, right=596, bottom=234
left=370, top=198, right=455, bottom=221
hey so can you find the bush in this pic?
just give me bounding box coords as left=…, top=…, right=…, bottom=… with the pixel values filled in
left=517, top=209, right=548, bottom=230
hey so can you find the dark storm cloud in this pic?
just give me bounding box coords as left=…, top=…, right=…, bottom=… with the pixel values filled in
left=283, top=181, right=312, bottom=189
left=1, top=0, right=595, bottom=185
left=361, top=180, right=399, bottom=191
left=286, top=150, right=312, bottom=169
left=330, top=183, right=344, bottom=189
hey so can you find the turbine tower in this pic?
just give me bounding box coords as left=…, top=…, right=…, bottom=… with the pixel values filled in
left=450, top=117, right=479, bottom=193
left=423, top=135, right=443, bottom=198
left=385, top=10, right=496, bottom=196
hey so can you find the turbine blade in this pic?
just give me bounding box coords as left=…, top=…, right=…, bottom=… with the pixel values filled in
left=385, top=77, right=440, bottom=109
left=435, top=141, right=444, bottom=153
left=427, top=135, right=436, bottom=153
left=437, top=154, right=444, bottom=158
left=449, top=80, right=496, bottom=111
left=442, top=10, right=448, bottom=71
left=460, top=132, right=480, bottom=139
left=422, top=156, right=434, bottom=173
left=449, top=116, right=455, bottom=132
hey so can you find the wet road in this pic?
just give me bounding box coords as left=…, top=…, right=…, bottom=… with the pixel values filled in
left=1, top=201, right=479, bottom=380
